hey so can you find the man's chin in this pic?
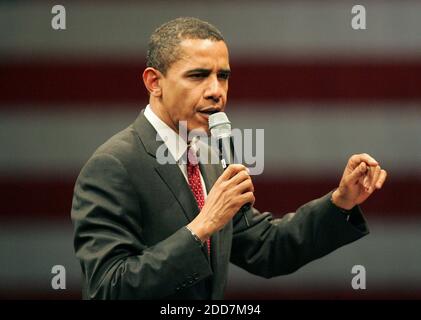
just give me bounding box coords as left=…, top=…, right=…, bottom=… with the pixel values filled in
left=188, top=125, right=210, bottom=137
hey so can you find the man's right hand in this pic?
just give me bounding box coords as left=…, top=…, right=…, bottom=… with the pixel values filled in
left=187, top=164, right=255, bottom=242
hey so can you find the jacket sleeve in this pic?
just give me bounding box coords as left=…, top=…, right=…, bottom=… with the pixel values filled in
left=230, top=192, right=369, bottom=278
left=71, top=153, right=212, bottom=299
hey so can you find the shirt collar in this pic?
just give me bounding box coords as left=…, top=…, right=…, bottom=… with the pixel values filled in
left=144, top=104, right=188, bottom=162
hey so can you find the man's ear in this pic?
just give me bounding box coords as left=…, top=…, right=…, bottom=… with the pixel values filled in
left=142, top=67, right=163, bottom=97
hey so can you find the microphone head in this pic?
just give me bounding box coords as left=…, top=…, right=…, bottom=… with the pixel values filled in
left=209, top=112, right=231, bottom=138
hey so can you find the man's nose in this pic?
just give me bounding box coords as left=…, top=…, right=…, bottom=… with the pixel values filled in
left=204, top=76, right=224, bottom=102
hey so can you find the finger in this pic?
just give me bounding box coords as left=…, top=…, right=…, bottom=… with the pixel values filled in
left=235, top=177, right=254, bottom=194
left=238, top=191, right=255, bottom=207
left=349, top=153, right=379, bottom=169
left=229, top=169, right=251, bottom=187
left=376, top=169, right=388, bottom=189
left=368, top=165, right=381, bottom=193
left=362, top=166, right=372, bottom=189
left=363, top=165, right=377, bottom=190
left=347, top=161, right=368, bottom=184
left=219, top=164, right=247, bottom=181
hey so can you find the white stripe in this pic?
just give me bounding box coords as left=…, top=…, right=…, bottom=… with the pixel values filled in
left=2, top=1, right=421, bottom=59
left=1, top=104, right=420, bottom=176
left=228, top=217, right=421, bottom=290
left=0, top=218, right=420, bottom=291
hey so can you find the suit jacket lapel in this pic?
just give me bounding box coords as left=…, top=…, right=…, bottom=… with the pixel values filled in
left=154, top=165, right=200, bottom=222
left=199, top=162, right=220, bottom=194
left=133, top=110, right=199, bottom=223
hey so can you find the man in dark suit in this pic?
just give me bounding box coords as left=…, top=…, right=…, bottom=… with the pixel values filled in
left=71, top=17, right=387, bottom=299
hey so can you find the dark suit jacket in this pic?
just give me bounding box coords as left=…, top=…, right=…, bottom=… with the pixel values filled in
left=71, top=110, right=369, bottom=299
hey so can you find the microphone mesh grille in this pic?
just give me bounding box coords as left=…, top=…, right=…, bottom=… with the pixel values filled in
left=209, top=112, right=231, bottom=138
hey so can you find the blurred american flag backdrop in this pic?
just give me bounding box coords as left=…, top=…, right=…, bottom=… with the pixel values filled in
left=1, top=0, right=420, bottom=299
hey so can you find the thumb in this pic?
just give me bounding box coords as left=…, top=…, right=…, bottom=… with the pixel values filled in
left=219, top=164, right=246, bottom=181
left=347, top=161, right=368, bottom=183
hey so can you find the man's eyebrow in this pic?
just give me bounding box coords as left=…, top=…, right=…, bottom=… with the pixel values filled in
left=185, top=68, right=212, bottom=75
left=184, top=68, right=231, bottom=75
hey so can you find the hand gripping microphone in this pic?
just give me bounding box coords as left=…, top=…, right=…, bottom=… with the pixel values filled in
left=209, top=112, right=251, bottom=225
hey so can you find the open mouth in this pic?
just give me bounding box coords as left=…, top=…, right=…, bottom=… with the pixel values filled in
left=198, top=109, right=219, bottom=116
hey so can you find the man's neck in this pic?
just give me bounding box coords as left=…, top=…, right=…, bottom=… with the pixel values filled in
left=149, top=101, right=179, bottom=134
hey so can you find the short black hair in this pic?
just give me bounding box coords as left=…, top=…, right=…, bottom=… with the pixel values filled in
left=146, top=17, right=225, bottom=74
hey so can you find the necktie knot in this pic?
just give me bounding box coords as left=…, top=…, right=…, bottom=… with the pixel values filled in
left=187, top=140, right=200, bottom=167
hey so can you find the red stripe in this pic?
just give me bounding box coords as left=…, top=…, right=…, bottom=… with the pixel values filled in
left=253, top=176, right=421, bottom=219
left=0, top=176, right=76, bottom=221
left=2, top=59, right=421, bottom=106
left=0, top=175, right=419, bottom=220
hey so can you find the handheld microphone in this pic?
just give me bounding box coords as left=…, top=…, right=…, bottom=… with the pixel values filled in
left=208, top=112, right=234, bottom=169
left=209, top=112, right=251, bottom=225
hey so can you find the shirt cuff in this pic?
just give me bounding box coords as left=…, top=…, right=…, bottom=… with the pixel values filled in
left=185, top=226, right=206, bottom=248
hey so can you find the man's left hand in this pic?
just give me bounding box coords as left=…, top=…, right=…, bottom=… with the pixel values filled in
left=332, top=153, right=388, bottom=210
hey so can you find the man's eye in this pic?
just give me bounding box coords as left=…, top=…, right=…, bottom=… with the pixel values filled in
left=190, top=74, right=207, bottom=78
left=218, top=73, right=230, bottom=80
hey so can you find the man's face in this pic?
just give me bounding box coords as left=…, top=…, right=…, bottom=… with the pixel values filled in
left=157, top=38, right=230, bottom=134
